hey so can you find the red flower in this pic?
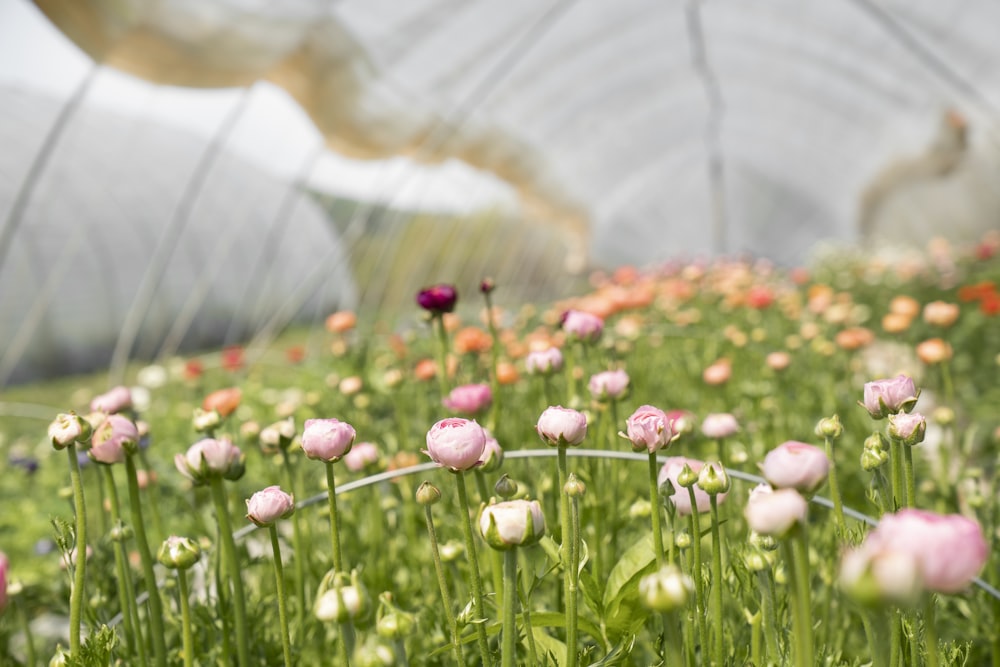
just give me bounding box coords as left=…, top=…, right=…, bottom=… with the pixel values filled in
left=184, top=359, right=204, bottom=380
left=286, top=346, right=306, bottom=364
left=958, top=281, right=995, bottom=303
left=222, top=346, right=245, bottom=372
left=981, top=293, right=1000, bottom=316
left=746, top=285, right=774, bottom=309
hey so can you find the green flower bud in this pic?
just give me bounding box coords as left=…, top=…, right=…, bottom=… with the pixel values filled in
left=677, top=463, right=699, bottom=489
left=494, top=474, right=518, bottom=500
left=638, top=565, right=693, bottom=613
left=110, top=520, right=133, bottom=543
left=696, top=462, right=731, bottom=495
left=440, top=540, right=464, bottom=562
left=415, top=481, right=442, bottom=506
left=674, top=531, right=691, bottom=550
left=157, top=535, right=201, bottom=570
left=815, top=415, right=844, bottom=440
left=375, top=593, right=416, bottom=640
left=479, top=499, right=546, bottom=551
left=314, top=570, right=370, bottom=624
left=931, top=406, right=955, bottom=427
left=629, top=499, right=651, bottom=519
left=563, top=473, right=586, bottom=498
left=745, top=551, right=769, bottom=572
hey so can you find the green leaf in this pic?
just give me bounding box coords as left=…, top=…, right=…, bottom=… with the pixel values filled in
left=580, top=570, right=604, bottom=618
left=603, top=532, right=656, bottom=611
left=528, top=611, right=606, bottom=649
left=532, top=628, right=567, bottom=667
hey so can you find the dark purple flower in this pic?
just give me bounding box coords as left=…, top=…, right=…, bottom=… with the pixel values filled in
left=417, top=284, right=458, bottom=314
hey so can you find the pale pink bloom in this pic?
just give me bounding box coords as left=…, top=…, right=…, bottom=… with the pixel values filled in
left=48, top=413, right=90, bottom=449
left=761, top=441, right=830, bottom=494
left=702, top=360, right=731, bottom=386
left=90, top=386, right=133, bottom=414
left=922, top=301, right=960, bottom=327
left=865, top=509, right=987, bottom=594
left=301, top=419, right=356, bottom=462
left=588, top=370, right=630, bottom=401
left=424, top=418, right=487, bottom=472
left=89, top=415, right=139, bottom=465
left=442, top=383, right=493, bottom=415
left=175, top=438, right=245, bottom=484
left=525, top=347, right=563, bottom=375
left=862, top=374, right=919, bottom=419
left=536, top=406, right=587, bottom=447
left=840, top=544, right=923, bottom=607
left=887, top=412, right=927, bottom=446
left=665, top=410, right=696, bottom=439
left=478, top=433, right=504, bottom=473
left=479, top=500, right=546, bottom=550
left=246, top=486, right=295, bottom=526
left=562, top=310, right=604, bottom=343
left=624, top=405, right=673, bottom=453
left=744, top=485, right=808, bottom=537
left=701, top=413, right=739, bottom=439
left=658, top=457, right=728, bottom=515
left=343, top=442, right=379, bottom=472
left=765, top=351, right=791, bottom=372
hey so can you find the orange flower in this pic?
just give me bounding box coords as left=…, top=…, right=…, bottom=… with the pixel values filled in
left=766, top=351, right=791, bottom=372
left=414, top=359, right=437, bottom=382
left=746, top=285, right=774, bottom=309
left=889, top=295, right=921, bottom=319
left=881, top=312, right=912, bottom=334
left=916, top=338, right=953, bottom=364
left=922, top=301, right=960, bottom=328
left=496, top=362, right=520, bottom=385
left=702, top=359, right=732, bottom=386
left=835, top=327, right=874, bottom=351
left=202, top=387, right=242, bottom=417
left=982, top=293, right=1000, bottom=316
left=325, top=310, right=357, bottom=334
left=454, top=326, right=493, bottom=355
left=286, top=345, right=306, bottom=364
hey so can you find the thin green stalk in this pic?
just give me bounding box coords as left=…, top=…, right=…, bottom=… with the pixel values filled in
left=102, top=467, right=142, bottom=661
left=889, top=437, right=904, bottom=510
left=209, top=477, right=250, bottom=667
left=749, top=610, right=761, bottom=667
left=214, top=522, right=234, bottom=664
left=423, top=504, right=464, bottom=665
left=890, top=613, right=901, bottom=667
left=866, top=611, right=891, bottom=667
left=923, top=596, right=939, bottom=667
left=663, top=611, right=684, bottom=667
left=65, top=446, right=87, bottom=656
left=902, top=445, right=916, bottom=509
left=16, top=597, right=38, bottom=667
left=567, top=492, right=581, bottom=667
left=138, top=450, right=165, bottom=542
left=648, top=452, right=665, bottom=568
left=686, top=491, right=707, bottom=652
left=557, top=445, right=577, bottom=667
left=823, top=437, right=848, bottom=536
left=518, top=563, right=539, bottom=667
left=874, top=468, right=893, bottom=518
left=324, top=462, right=345, bottom=573
left=456, top=472, right=492, bottom=666
left=757, top=570, right=780, bottom=663
left=483, top=288, right=502, bottom=434
left=395, top=638, right=410, bottom=667
left=708, top=496, right=725, bottom=665
left=502, top=550, right=518, bottom=667
left=786, top=529, right=814, bottom=667
left=475, top=471, right=503, bottom=605
left=940, top=360, right=954, bottom=406
left=269, top=525, right=294, bottom=667
left=433, top=315, right=451, bottom=399
left=280, top=450, right=307, bottom=635
left=177, top=569, right=195, bottom=667
left=125, top=454, right=168, bottom=667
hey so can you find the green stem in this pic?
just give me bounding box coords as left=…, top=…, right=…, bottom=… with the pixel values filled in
left=648, top=452, right=665, bottom=568
left=483, top=289, right=502, bottom=434
left=567, top=492, right=581, bottom=667
left=902, top=445, right=916, bottom=509
left=874, top=468, right=893, bottom=518
left=475, top=471, right=503, bottom=606
left=269, top=525, right=294, bottom=667
left=889, top=437, right=904, bottom=510
left=749, top=610, right=761, bottom=667
left=423, top=504, right=464, bottom=665
left=709, top=495, right=725, bottom=665
left=138, top=450, right=164, bottom=543
left=325, top=462, right=345, bottom=573
left=456, top=473, right=492, bottom=666
left=940, top=360, right=954, bottom=406
left=823, top=437, right=848, bottom=537
left=433, top=315, right=451, bottom=399
left=866, top=611, right=890, bottom=667
left=209, top=477, right=250, bottom=667
left=177, top=568, right=195, bottom=667
left=65, top=446, right=87, bottom=656
left=502, top=550, right=518, bottom=667
left=102, top=467, right=142, bottom=661
left=923, top=595, right=939, bottom=667
left=125, top=454, right=168, bottom=667
left=518, top=567, right=539, bottom=667
left=787, top=529, right=814, bottom=667
left=686, top=491, right=707, bottom=653
left=17, top=597, right=38, bottom=667
left=557, top=446, right=577, bottom=667
left=663, top=611, right=684, bottom=667
left=757, top=570, right=780, bottom=664
left=394, top=638, right=410, bottom=667
left=890, top=613, right=901, bottom=667
left=280, top=450, right=307, bottom=635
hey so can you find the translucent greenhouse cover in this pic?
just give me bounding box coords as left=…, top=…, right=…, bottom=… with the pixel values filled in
left=2, top=0, right=1000, bottom=383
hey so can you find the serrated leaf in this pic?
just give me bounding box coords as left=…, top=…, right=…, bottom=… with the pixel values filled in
left=532, top=628, right=568, bottom=667
left=580, top=570, right=603, bottom=618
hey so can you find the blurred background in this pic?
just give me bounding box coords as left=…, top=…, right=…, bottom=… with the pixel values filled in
left=2, top=0, right=999, bottom=384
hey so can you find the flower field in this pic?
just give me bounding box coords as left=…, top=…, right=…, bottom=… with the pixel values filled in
left=1, top=234, right=1000, bottom=666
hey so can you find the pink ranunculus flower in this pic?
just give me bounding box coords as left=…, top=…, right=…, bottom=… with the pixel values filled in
left=89, top=414, right=139, bottom=464
left=658, top=457, right=727, bottom=515
left=301, top=419, right=356, bottom=463
left=887, top=412, right=927, bottom=446
left=175, top=437, right=245, bottom=485
left=865, top=509, right=988, bottom=594
left=562, top=310, right=604, bottom=344
left=862, top=374, right=919, bottom=419
left=442, top=384, right=493, bottom=415
left=424, top=418, right=487, bottom=472
left=48, top=412, right=92, bottom=450
left=478, top=432, right=504, bottom=473
left=246, top=486, right=295, bottom=526
left=588, top=370, right=630, bottom=401
left=536, top=406, right=588, bottom=447
left=479, top=499, right=546, bottom=550
left=623, top=405, right=673, bottom=453
left=701, top=413, right=739, bottom=439
left=665, top=410, right=696, bottom=441
left=840, top=543, right=923, bottom=608
left=90, top=385, right=134, bottom=414
left=525, top=347, right=563, bottom=376
left=761, top=441, right=830, bottom=495
left=343, top=442, right=379, bottom=473
left=744, top=485, right=808, bottom=537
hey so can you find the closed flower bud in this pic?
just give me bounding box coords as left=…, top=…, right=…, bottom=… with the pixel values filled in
left=564, top=473, right=586, bottom=497
left=761, top=441, right=830, bottom=495
left=416, top=284, right=458, bottom=314
left=494, top=474, right=518, bottom=500
left=157, top=535, right=201, bottom=570
left=301, top=418, right=356, bottom=463
left=674, top=531, right=692, bottom=549
left=440, top=540, right=464, bottom=562
left=888, top=412, right=927, bottom=446
left=932, top=406, right=955, bottom=427
left=415, top=481, right=442, bottom=506
left=260, top=417, right=296, bottom=454
left=744, top=486, right=808, bottom=537
left=442, top=384, right=493, bottom=415
left=536, top=406, right=587, bottom=447
left=110, top=520, right=133, bottom=542
left=814, top=415, right=843, bottom=440
left=424, top=418, right=487, bottom=472
left=49, top=647, right=69, bottom=667
left=477, top=433, right=504, bottom=474
left=90, top=386, right=133, bottom=415
left=479, top=499, right=546, bottom=550
left=479, top=277, right=496, bottom=294
left=48, top=413, right=91, bottom=450
left=701, top=413, right=739, bottom=439
left=192, top=408, right=222, bottom=434
left=660, top=458, right=728, bottom=515
left=840, top=545, right=923, bottom=608
left=861, top=374, right=920, bottom=419
left=623, top=405, right=673, bottom=453
left=745, top=551, right=769, bottom=572
left=562, top=309, right=604, bottom=344
left=315, top=571, right=370, bottom=623
left=525, top=347, right=563, bottom=376
left=375, top=592, right=415, bottom=640
left=89, top=415, right=139, bottom=464
left=676, top=463, right=700, bottom=489
left=246, top=486, right=295, bottom=526
left=588, top=369, right=630, bottom=401
left=639, top=565, right=693, bottom=613
left=697, top=462, right=731, bottom=495
left=174, top=438, right=246, bottom=485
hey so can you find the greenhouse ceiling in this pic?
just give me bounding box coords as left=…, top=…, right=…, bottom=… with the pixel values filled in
left=2, top=0, right=1000, bottom=381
